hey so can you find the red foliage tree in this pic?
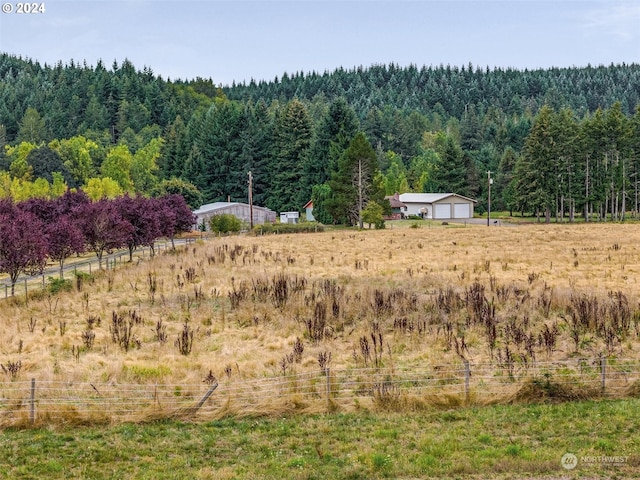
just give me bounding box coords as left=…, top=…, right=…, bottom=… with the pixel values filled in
left=17, top=197, right=58, bottom=224
left=75, top=199, right=133, bottom=269
left=115, top=195, right=161, bottom=261
left=0, top=204, right=49, bottom=295
left=46, top=215, right=85, bottom=278
left=157, top=194, right=196, bottom=248
left=56, top=188, right=91, bottom=215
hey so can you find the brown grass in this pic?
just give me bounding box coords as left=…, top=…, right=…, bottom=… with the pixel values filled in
left=2, top=222, right=640, bottom=420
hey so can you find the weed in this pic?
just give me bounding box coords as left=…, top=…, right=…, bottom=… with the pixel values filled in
left=292, top=337, right=304, bottom=362
left=184, top=267, right=197, bottom=283
left=229, top=278, right=249, bottom=309
left=82, top=329, right=95, bottom=350
left=147, top=272, right=157, bottom=305
left=527, top=272, right=540, bottom=284
left=203, top=370, right=217, bottom=385
left=86, top=315, right=101, bottom=329
left=1, top=360, right=22, bottom=380
left=437, top=287, right=463, bottom=314
left=318, top=351, right=332, bottom=373
left=175, top=321, right=194, bottom=355
left=27, top=317, right=37, bottom=333
left=271, top=273, right=290, bottom=310
left=110, top=310, right=143, bottom=352
left=306, top=301, right=329, bottom=343
left=154, top=319, right=168, bottom=344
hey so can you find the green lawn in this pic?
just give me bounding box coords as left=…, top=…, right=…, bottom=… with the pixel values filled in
left=2, top=399, right=639, bottom=479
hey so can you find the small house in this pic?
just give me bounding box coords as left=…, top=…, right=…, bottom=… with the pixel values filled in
left=384, top=193, right=407, bottom=220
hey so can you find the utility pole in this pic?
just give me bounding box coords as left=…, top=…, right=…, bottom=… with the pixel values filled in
left=358, top=158, right=363, bottom=229
left=487, top=170, right=492, bottom=226
left=248, top=171, right=254, bottom=229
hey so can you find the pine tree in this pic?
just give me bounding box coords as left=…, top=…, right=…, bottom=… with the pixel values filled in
left=303, top=98, right=359, bottom=202
left=17, top=108, right=47, bottom=144
left=196, top=101, right=245, bottom=203
left=267, top=99, right=312, bottom=212
left=238, top=100, right=272, bottom=207
left=516, top=105, right=557, bottom=222
left=431, top=134, right=468, bottom=194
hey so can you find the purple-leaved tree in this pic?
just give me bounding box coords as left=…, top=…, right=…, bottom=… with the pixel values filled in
left=56, top=188, right=91, bottom=216
left=0, top=204, right=49, bottom=295
left=115, top=195, right=161, bottom=261
left=76, top=199, right=133, bottom=269
left=18, top=195, right=88, bottom=279
left=157, top=194, right=197, bottom=249
left=46, top=215, right=85, bottom=278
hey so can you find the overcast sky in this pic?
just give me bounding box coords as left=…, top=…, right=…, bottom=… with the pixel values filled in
left=1, top=0, right=639, bottom=85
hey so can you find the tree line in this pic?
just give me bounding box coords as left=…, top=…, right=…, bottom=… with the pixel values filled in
left=1, top=54, right=639, bottom=223
left=0, top=191, right=195, bottom=295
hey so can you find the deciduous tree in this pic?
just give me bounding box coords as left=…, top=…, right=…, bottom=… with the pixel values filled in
left=0, top=204, right=48, bottom=295
left=76, top=199, right=133, bottom=268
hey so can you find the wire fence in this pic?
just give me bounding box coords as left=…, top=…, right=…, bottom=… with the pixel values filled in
left=1, top=238, right=197, bottom=300
left=2, top=357, right=640, bottom=426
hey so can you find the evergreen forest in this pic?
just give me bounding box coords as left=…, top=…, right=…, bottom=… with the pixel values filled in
left=1, top=53, right=640, bottom=223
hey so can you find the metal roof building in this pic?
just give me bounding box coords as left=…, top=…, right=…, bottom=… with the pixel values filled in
left=193, top=202, right=276, bottom=231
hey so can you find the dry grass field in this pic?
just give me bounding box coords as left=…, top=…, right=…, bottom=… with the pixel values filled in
left=2, top=221, right=640, bottom=417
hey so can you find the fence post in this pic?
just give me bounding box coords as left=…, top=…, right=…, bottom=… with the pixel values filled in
left=464, top=360, right=470, bottom=401
left=192, top=382, right=218, bottom=416
left=30, top=378, right=36, bottom=425
left=42, top=274, right=45, bottom=288
left=4, top=284, right=7, bottom=298
left=24, top=278, right=28, bottom=302
left=601, top=356, right=607, bottom=393
left=325, top=368, right=331, bottom=408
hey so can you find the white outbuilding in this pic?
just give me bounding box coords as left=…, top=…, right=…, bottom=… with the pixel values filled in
left=398, top=193, right=476, bottom=220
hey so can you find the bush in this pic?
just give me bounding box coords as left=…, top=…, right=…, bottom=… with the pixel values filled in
left=209, top=214, right=244, bottom=233
left=253, top=222, right=324, bottom=235
left=48, top=277, right=73, bottom=295
left=73, top=271, right=95, bottom=292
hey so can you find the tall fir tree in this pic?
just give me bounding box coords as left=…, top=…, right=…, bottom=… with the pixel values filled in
left=303, top=97, right=359, bottom=203
left=196, top=101, right=246, bottom=203
left=267, top=99, right=312, bottom=212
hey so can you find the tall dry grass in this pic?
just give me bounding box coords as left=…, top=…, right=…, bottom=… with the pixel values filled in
left=2, top=222, right=640, bottom=396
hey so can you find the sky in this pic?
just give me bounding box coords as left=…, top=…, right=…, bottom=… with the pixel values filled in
left=0, top=0, right=639, bottom=86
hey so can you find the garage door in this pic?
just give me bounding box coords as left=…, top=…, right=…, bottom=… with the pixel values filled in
left=454, top=203, right=470, bottom=218
left=434, top=204, right=451, bottom=219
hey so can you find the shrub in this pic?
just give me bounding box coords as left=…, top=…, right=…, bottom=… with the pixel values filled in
left=253, top=222, right=324, bottom=235
left=74, top=271, right=95, bottom=292
left=209, top=214, right=244, bottom=234
left=48, top=277, right=73, bottom=295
